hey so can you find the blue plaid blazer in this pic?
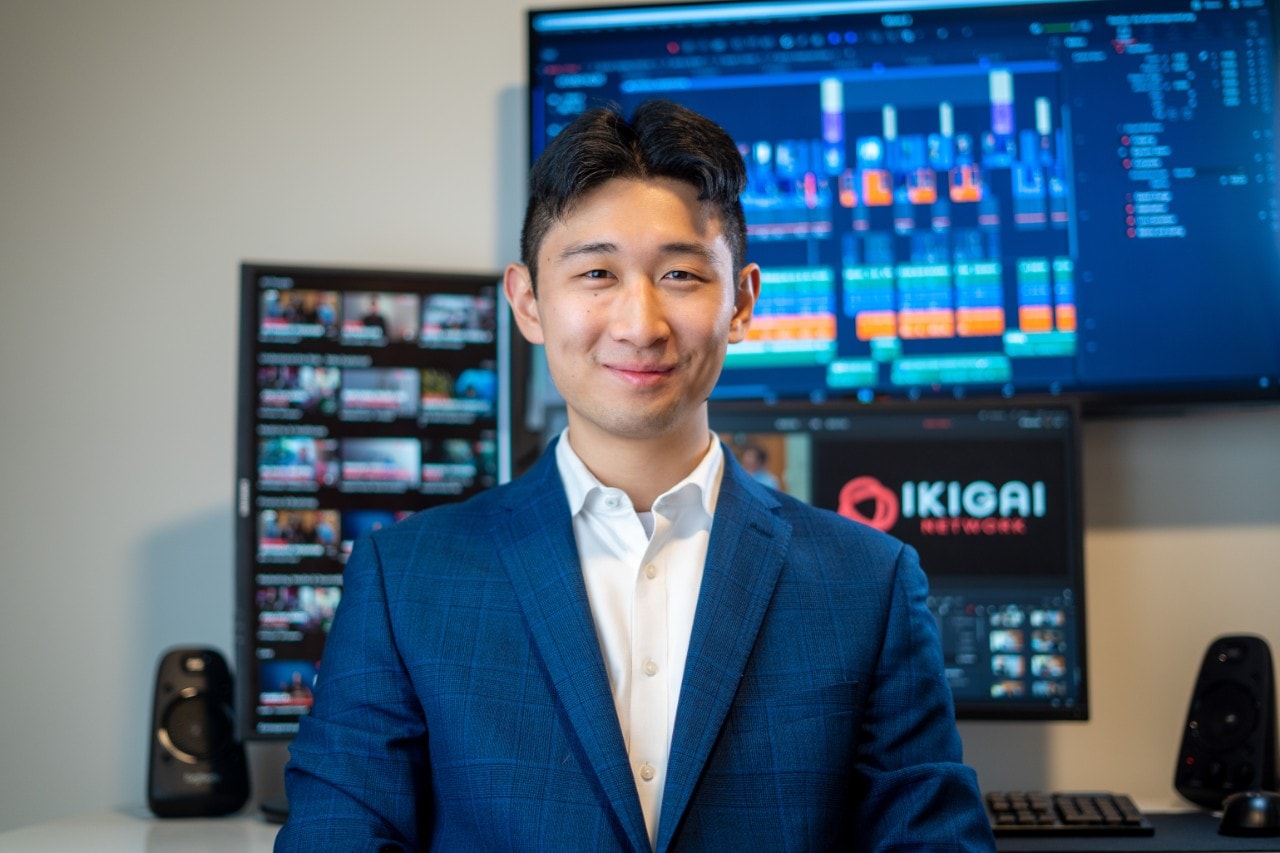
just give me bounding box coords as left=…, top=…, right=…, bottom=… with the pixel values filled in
left=277, top=440, right=994, bottom=852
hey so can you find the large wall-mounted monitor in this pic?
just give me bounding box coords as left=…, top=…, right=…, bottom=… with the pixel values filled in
left=234, top=263, right=511, bottom=740
left=710, top=399, right=1087, bottom=719
left=529, top=0, right=1280, bottom=409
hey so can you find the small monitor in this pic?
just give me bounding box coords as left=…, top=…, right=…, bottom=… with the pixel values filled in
left=710, top=399, right=1087, bottom=719
left=235, top=263, right=511, bottom=740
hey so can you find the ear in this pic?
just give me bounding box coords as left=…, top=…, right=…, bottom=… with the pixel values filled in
left=503, top=263, right=545, bottom=345
left=728, top=263, right=761, bottom=344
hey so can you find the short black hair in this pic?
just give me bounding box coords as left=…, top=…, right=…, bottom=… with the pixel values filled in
left=519, top=100, right=748, bottom=286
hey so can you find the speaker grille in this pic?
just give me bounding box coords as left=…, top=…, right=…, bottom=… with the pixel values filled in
left=162, top=695, right=233, bottom=761
left=1194, top=682, right=1260, bottom=751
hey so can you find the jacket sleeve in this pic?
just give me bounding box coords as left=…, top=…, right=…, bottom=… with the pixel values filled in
left=274, top=534, right=429, bottom=852
left=851, top=542, right=997, bottom=852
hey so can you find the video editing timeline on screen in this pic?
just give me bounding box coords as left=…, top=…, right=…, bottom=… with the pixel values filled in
left=731, top=63, right=1076, bottom=382
left=709, top=402, right=1085, bottom=719
left=236, top=267, right=504, bottom=738
left=532, top=0, right=1280, bottom=403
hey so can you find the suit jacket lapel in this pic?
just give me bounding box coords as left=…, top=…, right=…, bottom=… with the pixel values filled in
left=656, top=456, right=792, bottom=851
left=495, top=447, right=650, bottom=852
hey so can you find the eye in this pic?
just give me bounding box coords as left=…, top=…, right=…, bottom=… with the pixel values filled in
left=664, top=269, right=702, bottom=283
left=582, top=269, right=613, bottom=280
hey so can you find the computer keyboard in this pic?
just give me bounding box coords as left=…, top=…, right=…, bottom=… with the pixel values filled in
left=985, top=791, right=1156, bottom=836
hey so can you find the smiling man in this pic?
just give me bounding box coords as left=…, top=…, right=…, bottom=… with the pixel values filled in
left=277, top=100, right=994, bottom=852
left=506, top=175, right=756, bottom=509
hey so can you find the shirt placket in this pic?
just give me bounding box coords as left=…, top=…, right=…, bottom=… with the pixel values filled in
left=631, top=509, right=672, bottom=849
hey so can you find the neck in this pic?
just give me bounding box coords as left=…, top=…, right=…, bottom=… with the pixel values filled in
left=565, top=417, right=712, bottom=512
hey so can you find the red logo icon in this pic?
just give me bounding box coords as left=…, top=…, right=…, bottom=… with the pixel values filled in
left=838, top=476, right=899, bottom=532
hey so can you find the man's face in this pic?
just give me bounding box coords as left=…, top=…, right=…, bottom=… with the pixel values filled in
left=505, top=177, right=758, bottom=447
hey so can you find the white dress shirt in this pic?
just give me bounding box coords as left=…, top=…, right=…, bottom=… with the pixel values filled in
left=555, top=430, right=723, bottom=851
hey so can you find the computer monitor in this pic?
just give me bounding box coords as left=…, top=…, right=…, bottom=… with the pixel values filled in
left=234, top=263, right=513, bottom=740
left=528, top=0, right=1280, bottom=409
left=709, top=398, right=1087, bottom=719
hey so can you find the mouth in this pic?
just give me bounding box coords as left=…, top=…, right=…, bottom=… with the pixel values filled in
left=605, top=362, right=676, bottom=387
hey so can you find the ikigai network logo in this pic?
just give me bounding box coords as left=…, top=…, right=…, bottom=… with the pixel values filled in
left=837, top=476, right=900, bottom=532
left=838, top=476, right=1047, bottom=536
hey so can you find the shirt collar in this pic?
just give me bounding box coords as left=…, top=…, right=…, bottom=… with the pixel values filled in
left=555, top=429, right=723, bottom=520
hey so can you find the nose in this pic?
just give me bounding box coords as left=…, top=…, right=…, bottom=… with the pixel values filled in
left=609, top=278, right=670, bottom=347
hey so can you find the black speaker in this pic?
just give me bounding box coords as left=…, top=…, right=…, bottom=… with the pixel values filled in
left=1174, top=634, right=1278, bottom=809
left=147, top=647, right=250, bottom=817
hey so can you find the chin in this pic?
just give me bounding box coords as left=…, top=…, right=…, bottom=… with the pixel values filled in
left=592, top=405, right=690, bottom=441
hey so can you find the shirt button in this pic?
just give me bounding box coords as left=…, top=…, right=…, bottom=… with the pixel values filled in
left=639, top=763, right=656, bottom=782
left=644, top=564, right=657, bottom=579
left=603, top=495, right=620, bottom=509
left=643, top=659, right=659, bottom=677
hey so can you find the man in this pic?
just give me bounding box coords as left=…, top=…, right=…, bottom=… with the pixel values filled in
left=736, top=443, right=781, bottom=490
left=277, top=100, right=995, bottom=851
left=361, top=296, right=389, bottom=335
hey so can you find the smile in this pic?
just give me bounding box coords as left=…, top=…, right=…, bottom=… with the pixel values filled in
left=606, top=364, right=675, bottom=386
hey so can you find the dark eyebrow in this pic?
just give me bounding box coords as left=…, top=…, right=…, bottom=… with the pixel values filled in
left=557, top=241, right=618, bottom=261
left=659, top=241, right=722, bottom=264
left=557, top=240, right=723, bottom=264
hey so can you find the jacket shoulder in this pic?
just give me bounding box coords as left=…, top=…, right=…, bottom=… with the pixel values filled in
left=769, top=485, right=906, bottom=558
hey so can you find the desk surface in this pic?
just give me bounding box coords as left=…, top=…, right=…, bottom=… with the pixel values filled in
left=996, top=812, right=1280, bottom=852
left=2, top=805, right=1277, bottom=852
left=0, top=807, right=279, bottom=852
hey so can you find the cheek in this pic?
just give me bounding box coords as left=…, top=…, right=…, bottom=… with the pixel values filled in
left=703, top=300, right=738, bottom=345
left=540, top=306, right=598, bottom=361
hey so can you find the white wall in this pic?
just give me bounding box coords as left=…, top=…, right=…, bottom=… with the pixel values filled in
left=1, top=0, right=1277, bottom=833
